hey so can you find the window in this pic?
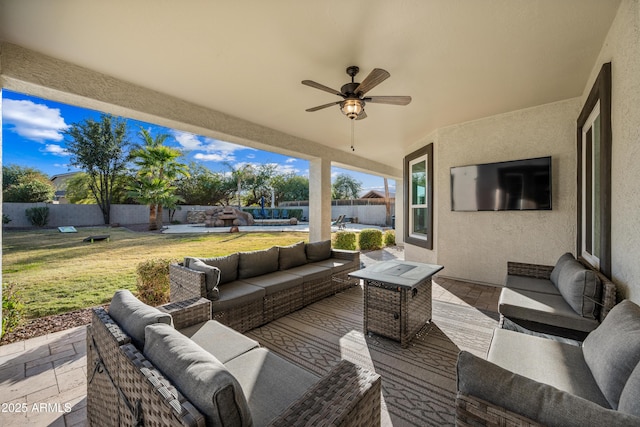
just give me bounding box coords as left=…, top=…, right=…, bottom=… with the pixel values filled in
left=577, top=63, right=611, bottom=277
left=404, top=143, right=433, bottom=249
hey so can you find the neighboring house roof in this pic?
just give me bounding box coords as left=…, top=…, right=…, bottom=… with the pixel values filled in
left=50, top=172, right=81, bottom=192
left=360, top=190, right=396, bottom=199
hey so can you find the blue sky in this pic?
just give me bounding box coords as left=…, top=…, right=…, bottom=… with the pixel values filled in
left=1, top=90, right=394, bottom=194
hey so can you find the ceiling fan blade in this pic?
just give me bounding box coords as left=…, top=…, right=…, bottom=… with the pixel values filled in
left=356, top=110, right=368, bottom=120
left=305, top=101, right=341, bottom=112
left=364, top=95, right=412, bottom=105
left=301, top=80, right=345, bottom=97
left=355, top=68, right=390, bottom=96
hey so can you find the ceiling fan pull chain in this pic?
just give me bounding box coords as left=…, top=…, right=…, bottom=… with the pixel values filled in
left=351, top=119, right=355, bottom=151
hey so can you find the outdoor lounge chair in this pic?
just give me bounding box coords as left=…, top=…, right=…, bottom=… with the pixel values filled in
left=252, top=209, right=264, bottom=219
left=281, top=209, right=289, bottom=219
left=332, top=214, right=346, bottom=230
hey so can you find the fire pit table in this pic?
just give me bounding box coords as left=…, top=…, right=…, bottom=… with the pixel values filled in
left=349, top=260, right=444, bottom=347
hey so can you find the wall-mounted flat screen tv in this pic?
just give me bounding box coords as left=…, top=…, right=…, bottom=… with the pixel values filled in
left=450, top=156, right=552, bottom=211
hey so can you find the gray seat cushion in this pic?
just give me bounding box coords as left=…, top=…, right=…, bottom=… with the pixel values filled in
left=242, top=271, right=303, bottom=295
left=189, top=259, right=221, bottom=300
left=305, top=240, right=331, bottom=262
left=238, top=247, right=279, bottom=279
left=556, top=259, right=601, bottom=319
left=499, top=288, right=600, bottom=332
left=109, top=289, right=172, bottom=348
left=225, top=348, right=319, bottom=426
left=212, top=281, right=265, bottom=312
left=550, top=252, right=575, bottom=287
left=488, top=328, right=609, bottom=407
left=179, top=320, right=260, bottom=364
left=504, top=275, right=561, bottom=295
left=583, top=300, right=640, bottom=409
left=311, top=257, right=356, bottom=274
left=278, top=241, right=307, bottom=270
left=457, top=351, right=640, bottom=427
left=284, top=263, right=332, bottom=282
left=619, top=361, right=640, bottom=416
left=143, top=323, right=252, bottom=426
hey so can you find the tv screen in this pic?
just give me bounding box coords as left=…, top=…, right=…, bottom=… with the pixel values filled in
left=450, top=156, right=552, bottom=211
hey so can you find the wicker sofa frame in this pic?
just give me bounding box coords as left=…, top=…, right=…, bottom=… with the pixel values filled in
left=87, top=296, right=382, bottom=426
left=170, top=248, right=360, bottom=332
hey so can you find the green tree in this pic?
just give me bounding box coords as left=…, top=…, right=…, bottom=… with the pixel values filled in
left=176, top=163, right=231, bottom=206
left=332, top=173, right=362, bottom=200
left=129, top=128, right=188, bottom=230
left=272, top=174, right=309, bottom=202
left=65, top=115, right=130, bottom=224
left=2, top=165, right=55, bottom=202
left=65, top=172, right=133, bottom=204
left=245, top=163, right=278, bottom=206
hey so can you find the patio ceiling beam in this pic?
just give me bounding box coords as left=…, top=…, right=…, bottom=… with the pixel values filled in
left=0, top=42, right=402, bottom=178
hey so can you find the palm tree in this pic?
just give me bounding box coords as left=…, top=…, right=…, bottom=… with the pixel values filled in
left=223, top=162, right=254, bottom=209
left=129, top=129, right=188, bottom=230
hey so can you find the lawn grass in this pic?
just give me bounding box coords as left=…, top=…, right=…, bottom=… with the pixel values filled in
left=2, top=227, right=309, bottom=319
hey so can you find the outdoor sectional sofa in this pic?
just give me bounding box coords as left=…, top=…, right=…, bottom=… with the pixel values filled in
left=169, top=240, right=360, bottom=332
left=87, top=289, right=382, bottom=426
left=498, top=252, right=617, bottom=342
left=456, top=299, right=640, bottom=426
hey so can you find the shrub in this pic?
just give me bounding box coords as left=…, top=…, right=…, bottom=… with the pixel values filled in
left=2, top=283, right=24, bottom=338
left=384, top=230, right=396, bottom=246
left=25, top=206, right=49, bottom=227
left=334, top=231, right=357, bottom=250
left=135, top=258, right=174, bottom=306
left=358, top=228, right=383, bottom=251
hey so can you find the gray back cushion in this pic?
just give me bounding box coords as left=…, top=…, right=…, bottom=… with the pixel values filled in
left=278, top=241, right=308, bottom=270
left=190, top=259, right=221, bottom=300
left=619, top=361, right=640, bottom=416
left=550, top=252, right=575, bottom=287
left=238, top=247, right=279, bottom=279
left=556, top=259, right=601, bottom=319
left=200, top=253, right=239, bottom=285
left=143, top=323, right=252, bottom=426
left=305, top=240, right=331, bottom=262
left=109, top=289, right=172, bottom=348
left=583, top=300, right=640, bottom=409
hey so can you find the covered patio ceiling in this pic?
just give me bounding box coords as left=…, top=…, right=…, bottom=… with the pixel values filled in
left=0, top=0, right=621, bottom=174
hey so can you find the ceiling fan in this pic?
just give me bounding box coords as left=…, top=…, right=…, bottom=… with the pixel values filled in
left=302, top=66, right=411, bottom=120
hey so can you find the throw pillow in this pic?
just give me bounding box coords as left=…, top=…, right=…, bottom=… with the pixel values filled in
left=109, top=289, right=172, bottom=349
left=556, top=259, right=601, bottom=319
left=583, top=300, right=640, bottom=409
left=200, top=253, right=239, bottom=285
left=550, top=252, right=575, bottom=287
left=305, top=240, right=331, bottom=262
left=190, top=259, right=221, bottom=300
left=618, top=361, right=640, bottom=417
left=238, top=247, right=279, bottom=279
left=278, top=241, right=308, bottom=270
left=143, top=323, right=252, bottom=426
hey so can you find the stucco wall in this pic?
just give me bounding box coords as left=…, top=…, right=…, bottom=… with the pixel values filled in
left=405, top=99, right=580, bottom=285
left=583, top=0, right=640, bottom=302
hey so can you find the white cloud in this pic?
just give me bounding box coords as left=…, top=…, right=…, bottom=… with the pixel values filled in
left=41, top=144, right=70, bottom=156
left=194, top=152, right=235, bottom=162
left=3, top=99, right=69, bottom=142
left=172, top=130, right=250, bottom=164
left=285, top=158, right=297, bottom=163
